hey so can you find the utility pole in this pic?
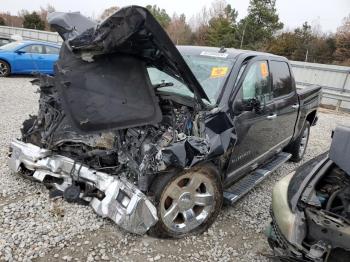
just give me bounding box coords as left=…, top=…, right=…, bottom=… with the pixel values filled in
left=305, top=49, right=309, bottom=62
left=240, top=19, right=248, bottom=49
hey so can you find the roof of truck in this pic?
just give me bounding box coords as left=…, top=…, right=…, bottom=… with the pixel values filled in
left=177, top=45, right=283, bottom=60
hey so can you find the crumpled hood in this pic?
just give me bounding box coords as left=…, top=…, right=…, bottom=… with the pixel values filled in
left=45, top=6, right=210, bottom=133
left=48, top=11, right=97, bottom=40
left=48, top=6, right=209, bottom=102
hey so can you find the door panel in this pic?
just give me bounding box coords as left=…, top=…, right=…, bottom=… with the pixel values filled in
left=270, top=61, right=298, bottom=146
left=227, top=102, right=276, bottom=178
left=42, top=45, right=60, bottom=73
left=14, top=45, right=46, bottom=73
left=226, top=59, right=277, bottom=182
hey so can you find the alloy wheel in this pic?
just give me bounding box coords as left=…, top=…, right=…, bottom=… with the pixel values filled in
left=160, top=171, right=215, bottom=234
left=0, top=61, right=9, bottom=76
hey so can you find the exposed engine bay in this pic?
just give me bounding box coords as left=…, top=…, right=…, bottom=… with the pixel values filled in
left=21, top=77, right=208, bottom=193
left=301, top=164, right=350, bottom=261
left=268, top=126, right=350, bottom=262
left=9, top=75, right=212, bottom=234
left=314, top=166, right=350, bottom=222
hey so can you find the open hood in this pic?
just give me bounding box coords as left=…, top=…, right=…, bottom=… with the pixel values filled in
left=47, top=6, right=209, bottom=132
left=48, top=6, right=209, bottom=101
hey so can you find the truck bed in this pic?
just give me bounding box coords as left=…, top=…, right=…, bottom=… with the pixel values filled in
left=296, top=84, right=322, bottom=101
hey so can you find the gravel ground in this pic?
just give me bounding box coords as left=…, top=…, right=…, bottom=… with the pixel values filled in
left=1, top=76, right=350, bottom=262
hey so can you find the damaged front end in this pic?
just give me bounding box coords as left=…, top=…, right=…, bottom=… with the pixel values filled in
left=8, top=6, right=236, bottom=234
left=8, top=140, right=157, bottom=234
left=267, top=127, right=350, bottom=261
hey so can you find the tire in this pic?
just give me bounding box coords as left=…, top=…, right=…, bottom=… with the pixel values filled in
left=149, top=164, right=223, bottom=238
left=0, top=60, right=10, bottom=77
left=286, top=121, right=310, bottom=162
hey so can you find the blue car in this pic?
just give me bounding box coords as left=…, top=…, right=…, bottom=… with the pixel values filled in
left=0, top=40, right=60, bottom=77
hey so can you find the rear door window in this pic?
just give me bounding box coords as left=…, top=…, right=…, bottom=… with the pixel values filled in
left=270, top=61, right=293, bottom=97
left=22, top=45, right=45, bottom=54
left=45, top=45, right=60, bottom=55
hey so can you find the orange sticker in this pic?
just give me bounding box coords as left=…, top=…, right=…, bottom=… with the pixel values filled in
left=260, top=63, right=269, bottom=78
left=210, top=67, right=228, bottom=78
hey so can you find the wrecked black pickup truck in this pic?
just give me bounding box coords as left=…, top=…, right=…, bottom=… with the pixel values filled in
left=267, top=126, right=350, bottom=262
left=8, top=6, right=321, bottom=238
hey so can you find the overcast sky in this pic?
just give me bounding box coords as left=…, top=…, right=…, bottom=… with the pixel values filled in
left=1, top=0, right=349, bottom=32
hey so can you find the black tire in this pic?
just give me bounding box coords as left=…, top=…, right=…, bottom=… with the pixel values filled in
left=285, top=121, right=310, bottom=162
left=0, top=60, right=10, bottom=77
left=149, top=164, right=223, bottom=238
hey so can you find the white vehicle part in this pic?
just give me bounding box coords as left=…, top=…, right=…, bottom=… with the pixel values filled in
left=8, top=140, right=158, bottom=235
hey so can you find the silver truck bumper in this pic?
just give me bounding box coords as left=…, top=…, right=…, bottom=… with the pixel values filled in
left=8, top=140, right=158, bottom=235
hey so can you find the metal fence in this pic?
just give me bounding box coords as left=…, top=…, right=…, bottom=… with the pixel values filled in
left=1, top=26, right=350, bottom=111
left=291, top=61, right=350, bottom=111
left=0, top=26, right=62, bottom=44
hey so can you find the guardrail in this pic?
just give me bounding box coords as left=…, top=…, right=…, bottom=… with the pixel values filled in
left=0, top=26, right=62, bottom=44
left=291, top=61, right=350, bottom=112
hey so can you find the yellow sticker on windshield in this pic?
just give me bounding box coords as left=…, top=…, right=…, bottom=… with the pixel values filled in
left=260, top=62, right=269, bottom=79
left=210, top=67, right=229, bottom=78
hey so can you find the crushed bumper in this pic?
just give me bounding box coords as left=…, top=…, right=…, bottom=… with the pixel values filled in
left=8, top=140, right=158, bottom=235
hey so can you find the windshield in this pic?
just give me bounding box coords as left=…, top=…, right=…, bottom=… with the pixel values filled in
left=148, top=53, right=235, bottom=105
left=0, top=41, right=23, bottom=51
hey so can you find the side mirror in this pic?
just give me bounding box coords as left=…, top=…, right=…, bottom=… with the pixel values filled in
left=15, top=50, right=25, bottom=55
left=234, top=98, right=261, bottom=112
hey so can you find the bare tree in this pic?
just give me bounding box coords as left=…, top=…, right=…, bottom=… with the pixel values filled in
left=189, top=7, right=210, bottom=30
left=335, top=14, right=350, bottom=65
left=210, top=0, right=227, bottom=18
left=166, top=14, right=193, bottom=45
left=0, top=12, right=23, bottom=27
left=99, top=6, right=120, bottom=21
left=40, top=4, right=56, bottom=30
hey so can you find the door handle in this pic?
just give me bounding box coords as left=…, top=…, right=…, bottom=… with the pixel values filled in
left=291, top=104, right=300, bottom=109
left=267, top=114, right=277, bottom=120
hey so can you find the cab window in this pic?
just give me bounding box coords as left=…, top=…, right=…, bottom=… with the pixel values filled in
left=21, top=45, right=45, bottom=54
left=241, top=61, right=272, bottom=103
left=270, top=61, right=293, bottom=97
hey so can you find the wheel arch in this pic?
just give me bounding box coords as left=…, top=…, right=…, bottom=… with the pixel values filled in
left=0, top=57, right=12, bottom=72
left=148, top=162, right=223, bottom=238
left=150, top=162, right=222, bottom=195
left=306, top=110, right=317, bottom=126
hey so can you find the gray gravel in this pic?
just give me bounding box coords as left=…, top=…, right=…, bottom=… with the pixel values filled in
left=1, top=76, right=350, bottom=262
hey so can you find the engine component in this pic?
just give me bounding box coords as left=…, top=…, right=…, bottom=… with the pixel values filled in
left=21, top=75, right=210, bottom=193
left=63, top=185, right=81, bottom=203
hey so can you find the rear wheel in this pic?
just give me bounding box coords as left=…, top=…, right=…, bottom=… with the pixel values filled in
left=149, top=164, right=223, bottom=238
left=286, top=121, right=310, bottom=162
left=0, top=60, right=10, bottom=77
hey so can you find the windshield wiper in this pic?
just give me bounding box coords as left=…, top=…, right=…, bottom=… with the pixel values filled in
left=154, top=81, right=174, bottom=89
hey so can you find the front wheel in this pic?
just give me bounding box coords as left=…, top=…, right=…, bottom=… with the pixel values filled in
left=286, top=121, right=310, bottom=162
left=149, top=164, right=223, bottom=238
left=0, top=60, right=10, bottom=77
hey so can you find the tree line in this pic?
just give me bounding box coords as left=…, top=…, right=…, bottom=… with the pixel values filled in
left=1, top=1, right=349, bottom=66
